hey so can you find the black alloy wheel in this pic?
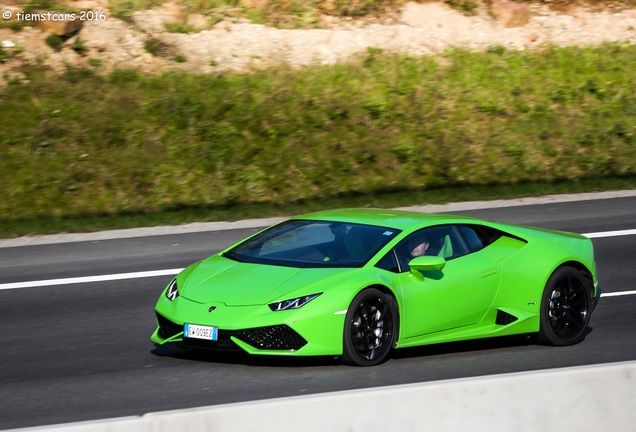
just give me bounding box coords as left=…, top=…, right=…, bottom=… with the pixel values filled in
left=343, top=288, right=397, bottom=366
left=538, top=266, right=592, bottom=346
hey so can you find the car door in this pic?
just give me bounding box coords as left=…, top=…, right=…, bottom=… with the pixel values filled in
left=390, top=225, right=502, bottom=339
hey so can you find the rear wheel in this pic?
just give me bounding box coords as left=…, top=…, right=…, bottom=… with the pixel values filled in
left=538, top=266, right=592, bottom=346
left=342, top=288, right=397, bottom=366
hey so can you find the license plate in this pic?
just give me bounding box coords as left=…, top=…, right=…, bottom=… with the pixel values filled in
left=184, top=323, right=218, bottom=341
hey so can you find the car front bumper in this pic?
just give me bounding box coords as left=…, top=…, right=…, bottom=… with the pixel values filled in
left=151, top=294, right=348, bottom=357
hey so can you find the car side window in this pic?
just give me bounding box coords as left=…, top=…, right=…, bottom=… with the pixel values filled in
left=395, top=225, right=469, bottom=272
left=375, top=250, right=400, bottom=273
left=457, top=225, right=485, bottom=252
left=457, top=224, right=503, bottom=251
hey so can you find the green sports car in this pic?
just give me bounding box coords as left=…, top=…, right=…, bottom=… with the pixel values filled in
left=151, top=208, right=600, bottom=366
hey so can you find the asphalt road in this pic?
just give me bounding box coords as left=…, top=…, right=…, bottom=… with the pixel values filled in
left=0, top=196, right=635, bottom=430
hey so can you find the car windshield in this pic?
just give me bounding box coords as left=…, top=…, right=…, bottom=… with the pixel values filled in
left=223, top=219, right=401, bottom=268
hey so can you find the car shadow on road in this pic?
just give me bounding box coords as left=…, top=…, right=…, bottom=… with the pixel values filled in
left=150, top=343, right=341, bottom=367
left=390, top=328, right=594, bottom=361
left=150, top=328, right=594, bottom=367
left=389, top=334, right=538, bottom=361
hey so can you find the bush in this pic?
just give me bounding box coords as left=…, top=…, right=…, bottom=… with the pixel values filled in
left=71, top=37, right=89, bottom=56
left=45, top=34, right=64, bottom=52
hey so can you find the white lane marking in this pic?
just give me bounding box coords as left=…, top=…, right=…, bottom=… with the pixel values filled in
left=601, top=290, right=636, bottom=298
left=582, top=229, right=636, bottom=239
left=0, top=269, right=183, bottom=290
left=0, top=228, right=634, bottom=291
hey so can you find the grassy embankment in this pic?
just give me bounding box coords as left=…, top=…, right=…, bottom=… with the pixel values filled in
left=1, top=43, right=635, bottom=238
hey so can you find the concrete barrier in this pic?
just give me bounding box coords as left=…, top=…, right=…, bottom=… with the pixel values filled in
left=6, top=361, right=636, bottom=432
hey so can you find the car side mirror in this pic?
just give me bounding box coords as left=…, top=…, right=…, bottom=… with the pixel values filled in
left=409, top=255, right=446, bottom=272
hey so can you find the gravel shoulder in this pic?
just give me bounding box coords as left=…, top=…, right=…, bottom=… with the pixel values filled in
left=2, top=189, right=636, bottom=247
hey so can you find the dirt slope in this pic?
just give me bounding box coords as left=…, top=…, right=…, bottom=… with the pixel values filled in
left=1, top=0, right=635, bottom=82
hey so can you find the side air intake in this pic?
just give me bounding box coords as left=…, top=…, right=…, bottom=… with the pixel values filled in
left=496, top=310, right=519, bottom=326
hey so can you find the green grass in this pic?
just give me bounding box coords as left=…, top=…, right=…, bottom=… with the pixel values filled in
left=1, top=43, right=635, bottom=238
left=109, top=0, right=165, bottom=19
left=443, top=0, right=479, bottom=15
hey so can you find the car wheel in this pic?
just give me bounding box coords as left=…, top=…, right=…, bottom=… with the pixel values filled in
left=538, top=266, right=592, bottom=346
left=342, top=288, right=397, bottom=366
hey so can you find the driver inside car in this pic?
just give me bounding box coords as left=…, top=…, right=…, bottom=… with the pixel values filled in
left=408, top=235, right=430, bottom=258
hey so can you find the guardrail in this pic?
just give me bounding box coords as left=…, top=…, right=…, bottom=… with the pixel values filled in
left=6, top=360, right=636, bottom=432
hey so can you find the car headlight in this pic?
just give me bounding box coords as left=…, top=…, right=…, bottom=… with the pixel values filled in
left=269, top=293, right=321, bottom=311
left=165, top=279, right=179, bottom=301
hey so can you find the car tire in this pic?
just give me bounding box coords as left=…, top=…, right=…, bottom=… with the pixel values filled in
left=538, top=266, right=592, bottom=346
left=342, top=288, right=397, bottom=366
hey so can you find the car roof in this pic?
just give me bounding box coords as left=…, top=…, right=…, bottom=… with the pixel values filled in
left=293, top=208, right=481, bottom=231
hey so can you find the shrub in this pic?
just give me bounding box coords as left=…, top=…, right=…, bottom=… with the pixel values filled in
left=45, top=34, right=64, bottom=52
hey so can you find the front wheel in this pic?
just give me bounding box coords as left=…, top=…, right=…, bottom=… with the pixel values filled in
left=538, top=266, right=592, bottom=346
left=342, top=288, right=397, bottom=366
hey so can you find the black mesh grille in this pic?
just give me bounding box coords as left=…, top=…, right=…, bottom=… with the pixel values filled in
left=234, top=325, right=307, bottom=351
left=495, top=310, right=518, bottom=326
left=156, top=313, right=183, bottom=339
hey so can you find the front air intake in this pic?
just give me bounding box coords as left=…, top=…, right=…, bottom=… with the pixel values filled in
left=235, top=325, right=307, bottom=351
left=496, top=310, right=518, bottom=326
left=156, top=312, right=183, bottom=339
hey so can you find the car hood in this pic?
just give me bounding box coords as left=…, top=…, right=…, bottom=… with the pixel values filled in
left=180, top=255, right=351, bottom=306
